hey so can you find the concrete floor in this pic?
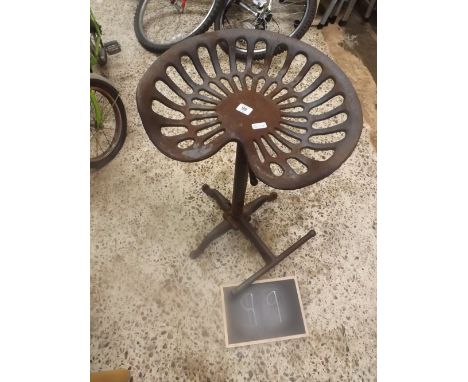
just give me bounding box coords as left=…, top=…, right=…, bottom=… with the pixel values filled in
left=91, top=1, right=377, bottom=380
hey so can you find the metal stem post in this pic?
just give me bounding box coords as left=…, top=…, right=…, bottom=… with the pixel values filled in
left=231, top=144, right=249, bottom=218
left=189, top=144, right=315, bottom=295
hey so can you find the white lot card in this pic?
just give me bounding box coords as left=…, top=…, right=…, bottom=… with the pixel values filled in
left=236, top=103, right=253, bottom=115
left=251, top=122, right=267, bottom=130
left=221, top=276, right=308, bottom=348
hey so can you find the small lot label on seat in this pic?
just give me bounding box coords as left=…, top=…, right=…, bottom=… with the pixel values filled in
left=221, top=277, right=308, bottom=347
left=252, top=122, right=267, bottom=130
left=236, top=103, right=253, bottom=115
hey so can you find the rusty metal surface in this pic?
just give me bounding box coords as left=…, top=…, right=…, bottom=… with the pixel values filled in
left=188, top=144, right=316, bottom=294
left=136, top=29, right=362, bottom=190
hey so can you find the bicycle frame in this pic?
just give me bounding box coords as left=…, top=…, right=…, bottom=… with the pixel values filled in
left=90, top=90, right=104, bottom=129
left=90, top=10, right=105, bottom=67
left=227, top=0, right=273, bottom=21
left=170, top=0, right=187, bottom=12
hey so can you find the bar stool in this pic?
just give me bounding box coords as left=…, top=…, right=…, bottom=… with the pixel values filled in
left=136, top=29, right=362, bottom=294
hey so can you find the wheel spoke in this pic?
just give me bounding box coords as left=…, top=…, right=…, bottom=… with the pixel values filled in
left=221, top=0, right=309, bottom=38
left=140, top=0, right=218, bottom=45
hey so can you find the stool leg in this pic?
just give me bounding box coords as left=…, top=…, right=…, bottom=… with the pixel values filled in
left=243, top=192, right=277, bottom=216
left=190, top=220, right=232, bottom=259
left=231, top=229, right=316, bottom=295
left=364, top=0, right=376, bottom=20
left=330, top=0, right=346, bottom=24
left=191, top=143, right=315, bottom=292
left=339, top=0, right=358, bottom=26
left=202, top=184, right=231, bottom=211
left=318, top=0, right=338, bottom=28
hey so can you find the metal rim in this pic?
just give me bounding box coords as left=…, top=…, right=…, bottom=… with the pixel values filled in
left=138, top=0, right=218, bottom=46
left=90, top=86, right=123, bottom=163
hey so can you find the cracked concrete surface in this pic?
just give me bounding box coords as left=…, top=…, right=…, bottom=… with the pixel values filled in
left=90, top=1, right=377, bottom=380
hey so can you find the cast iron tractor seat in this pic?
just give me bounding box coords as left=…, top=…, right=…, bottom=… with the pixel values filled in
left=136, top=29, right=362, bottom=294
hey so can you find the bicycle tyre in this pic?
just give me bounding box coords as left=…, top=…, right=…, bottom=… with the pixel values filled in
left=214, top=0, right=317, bottom=58
left=134, top=0, right=224, bottom=53
left=90, top=75, right=127, bottom=169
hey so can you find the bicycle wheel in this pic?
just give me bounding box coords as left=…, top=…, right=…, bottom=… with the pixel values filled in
left=214, top=0, right=317, bottom=57
left=134, top=0, right=223, bottom=53
left=90, top=75, right=127, bottom=169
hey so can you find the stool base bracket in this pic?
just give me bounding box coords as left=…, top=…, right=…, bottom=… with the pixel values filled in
left=189, top=184, right=316, bottom=295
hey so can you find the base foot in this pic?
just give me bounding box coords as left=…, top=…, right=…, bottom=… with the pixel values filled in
left=244, top=192, right=277, bottom=215
left=190, top=219, right=231, bottom=259
left=231, top=229, right=316, bottom=295
left=190, top=184, right=315, bottom=292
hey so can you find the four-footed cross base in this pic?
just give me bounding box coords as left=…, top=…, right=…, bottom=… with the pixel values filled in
left=189, top=145, right=316, bottom=295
